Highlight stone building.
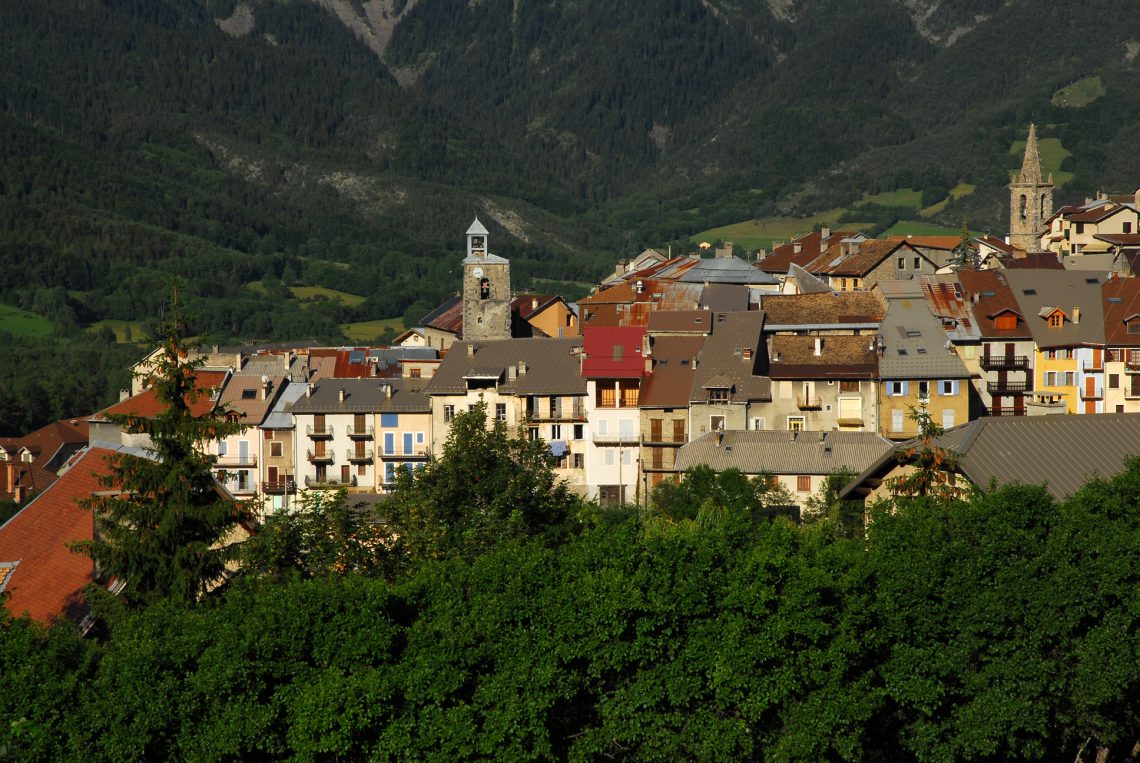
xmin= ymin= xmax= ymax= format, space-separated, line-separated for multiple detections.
xmin=462 ymin=217 xmax=512 ymax=342
xmin=1009 ymin=123 xmax=1054 ymax=252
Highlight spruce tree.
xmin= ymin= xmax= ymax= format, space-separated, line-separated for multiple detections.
xmin=79 ymin=292 xmax=252 ymax=607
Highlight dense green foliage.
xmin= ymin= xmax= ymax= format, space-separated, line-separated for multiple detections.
xmin=5 ymin=442 xmax=1140 ymax=759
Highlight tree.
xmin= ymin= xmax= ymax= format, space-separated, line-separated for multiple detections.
xmin=385 ymin=402 xmax=582 ymax=565
xmin=803 ymin=467 xmax=864 ymax=535
xmin=650 ymin=465 xmax=797 ymax=524
xmin=77 ymin=289 xmax=252 ymax=607
xmin=886 ymin=401 xmax=961 ymax=504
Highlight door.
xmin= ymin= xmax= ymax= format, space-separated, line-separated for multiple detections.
xmin=650 ymin=418 xmax=662 ymax=442
xmin=672 ymin=419 xmax=685 ymax=443
xmin=267 ymin=466 xmax=278 ymax=485
xmin=1085 ymin=376 xmax=1097 ymax=398
xmin=1093 ymin=348 xmax=1103 ymax=370
xmin=239 ymin=440 xmax=249 ymax=465
xmin=340 ymin=465 xmax=350 ymax=483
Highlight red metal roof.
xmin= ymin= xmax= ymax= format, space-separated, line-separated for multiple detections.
xmin=581 ymin=326 xmax=647 ymax=378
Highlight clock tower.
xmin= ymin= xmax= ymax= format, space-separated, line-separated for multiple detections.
xmin=462 ymin=217 xmax=512 ymax=341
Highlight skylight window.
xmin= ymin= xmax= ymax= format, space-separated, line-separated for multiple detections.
xmin=1023 ymin=289 xmax=1037 ymax=295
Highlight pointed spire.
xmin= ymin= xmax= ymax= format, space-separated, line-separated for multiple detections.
xmin=1018 ymin=123 xmax=1043 ymax=185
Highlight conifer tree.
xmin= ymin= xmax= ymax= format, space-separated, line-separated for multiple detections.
xmin=78 ymin=289 xmax=252 ymax=607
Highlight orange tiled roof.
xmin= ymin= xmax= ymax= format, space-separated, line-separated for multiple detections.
xmin=97 ymin=370 xmax=229 ymax=420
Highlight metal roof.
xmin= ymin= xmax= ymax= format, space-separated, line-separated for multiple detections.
xmin=877 ymin=292 xmax=971 ymax=379
xmin=288 ymin=378 xmax=431 ymax=414
xmin=425 ymin=337 xmax=587 ymax=396
xmin=676 ymin=430 xmax=894 ymax=476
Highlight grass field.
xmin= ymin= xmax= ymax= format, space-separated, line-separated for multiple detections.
xmin=289 ymin=286 xmax=366 ymax=307
xmin=340 ymin=317 xmax=405 ymax=341
xmin=89 ymin=319 xmax=150 ymax=343
xmin=860 ymin=188 xmax=923 ymax=209
xmin=0 ymin=304 xmax=54 ymax=337
xmin=691 ymin=209 xmax=876 ymax=251
xmin=883 ymin=220 xmax=962 ymax=237
xmin=1052 ymin=76 xmax=1104 ymax=108
xmin=1010 ymin=137 xmax=1073 ymax=188
xmin=919 ymin=182 xmax=977 ymax=218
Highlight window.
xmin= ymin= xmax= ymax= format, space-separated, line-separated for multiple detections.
xmin=1109 ymin=374 xmax=1120 ymax=389
xmin=1125 ymin=222 xmax=1133 ymax=234
xmin=443 ymin=405 xmax=455 ymax=422
xmin=710 ymin=415 xmax=725 ymax=431
xmin=708 ymin=388 xmax=729 ymax=403
xmin=495 ymin=403 xmax=507 ymax=422
xmin=913 ymin=256 xmax=921 ymax=269
xmin=942 ymin=409 xmax=955 ymax=430
xmin=897 ymin=257 xmax=905 ymax=270
xmin=797 ymin=475 xmax=812 ymax=493
xmin=995 ymin=314 xmax=1017 ymax=330
xmin=358 ymin=464 xmax=367 ymax=476
xmin=917 ymin=381 xmax=929 ymax=399
xmin=573 ymin=424 xmax=584 ymax=440
xmin=618 ymin=419 xmax=635 ymax=439
xmin=604 ymin=448 xmax=615 ymax=465
xmin=528 ymin=426 xmax=539 ymax=441
xmin=384 ymin=432 xmax=395 ymax=455
xmin=403 ymin=433 xmax=414 ymax=455
xmin=888 ymin=381 xmax=908 ymax=397
xmin=892 ymin=410 xmax=904 ymax=432
xmin=787 ymin=416 xmax=804 ymax=432
xmin=551 ymin=424 xmax=561 ymax=440
xmin=270 ymin=442 xmax=282 ymax=458
xmin=572 ymin=453 xmax=584 ymax=469
xmin=1076 ymin=222 xmax=1085 ymax=234
xmin=940 ymin=380 xmax=957 ymax=396
xmin=620 ymin=449 xmax=632 ymax=465
xmin=381 ymin=413 xmax=398 ymax=427
xmin=242 ymin=388 xmax=256 ymax=399
xmin=1049 ymin=313 xmax=1063 ymax=328
xmin=409 ymin=367 xmax=421 ymax=378
xmin=1128 ymin=321 xmax=1140 ymax=335
xmin=750 ymin=417 xmax=765 ymax=431
xmin=217 ymin=441 xmax=228 ymax=456
xmin=598 ymin=386 xmax=617 ymax=408
xmin=621 ymin=386 xmax=639 ymax=407
xmin=839 ymin=380 xmax=859 ymax=393
xmin=263 ymin=429 xmax=273 ymax=440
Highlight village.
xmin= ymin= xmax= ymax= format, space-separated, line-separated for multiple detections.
xmin=4 ymin=125 xmax=1140 ymax=623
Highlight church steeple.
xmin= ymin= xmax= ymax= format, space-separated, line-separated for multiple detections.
xmin=1009 ymin=123 xmax=1054 ymax=252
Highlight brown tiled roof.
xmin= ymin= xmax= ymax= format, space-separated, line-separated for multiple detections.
xmin=95 ymin=370 xmax=229 ymax=421
xmin=976 ymin=235 xmax=1019 ymax=255
xmin=1102 ymin=278 xmax=1140 ymax=347
xmin=640 ymin=336 xmax=706 ymax=408
xmin=421 ymin=295 xmax=464 ymax=334
xmin=0 ymin=459 xmax=60 ymax=502
xmin=888 ymin=235 xmax=961 ymax=250
xmin=1063 ymin=203 xmax=1130 ymax=224
xmin=1003 ymin=270 xmax=1106 ymax=348
xmin=998 ymin=252 xmax=1063 ymax=269
xmin=689 ymin=312 xmax=770 ymax=403
xmin=579 ymin=283 xmax=635 ymax=305
xmin=0 ymin=419 xmax=89 ymax=471
xmin=1095 ymin=233 xmax=1140 ymax=246
xmin=646 ymin=310 xmax=712 ymax=334
xmin=0 ymin=447 xmax=115 ymax=623
xmin=216 ymin=375 xmax=287 ymax=425
xmin=758 ymin=230 xmax=857 ymax=274
xmin=768 ymin=335 xmax=878 ymax=379
xmin=956 ymin=270 xmax=1032 ymax=340
xmin=807 ymin=239 xmax=913 ymax=277
xmin=759 ymin=291 xmax=886 ymax=326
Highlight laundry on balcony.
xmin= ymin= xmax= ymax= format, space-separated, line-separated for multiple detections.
xmin=548 ymin=440 xmax=568 ymax=457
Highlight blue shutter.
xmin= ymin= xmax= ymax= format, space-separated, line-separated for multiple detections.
xmin=952 ymin=380 xmax=960 ymax=396
xmin=403 ymin=433 xmax=413 ymax=455
xmin=381 ymin=413 xmax=398 ymax=428
xmin=900 ymin=381 xmax=909 ymax=396
xmin=384 ymin=432 xmax=394 ymax=455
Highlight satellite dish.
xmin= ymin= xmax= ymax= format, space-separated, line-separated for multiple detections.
xmin=699 ymin=241 xmax=712 ymax=250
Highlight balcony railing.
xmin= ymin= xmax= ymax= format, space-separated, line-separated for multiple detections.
xmin=306 ymin=424 xmax=335 ymax=439
xmin=796 ymin=397 xmax=822 ymax=410
xmin=1126 ymin=360 xmax=1140 ymax=373
xmin=1027 ymin=396 xmax=1066 ymax=409
xmin=216 ymin=453 xmax=257 ymax=467
xmin=527 ymin=403 xmax=587 ymax=421
xmin=379 ymin=447 xmax=430 ymax=459
xmin=1080 ymin=386 xmax=1104 ymax=401
xmin=306 ymin=449 xmax=334 ymax=464
xmin=346 ymin=448 xmax=374 ymax=463
xmin=1125 ymin=387 xmax=1140 ymax=400
xmin=304 ymin=475 xmax=357 ymax=489
xmin=989 ymin=407 xmax=1025 ymax=417
xmin=642 ymin=435 xmax=687 ymax=445
xmin=346 ymin=424 xmax=374 ymax=439
xmin=592 ymin=430 xmax=639 ymax=445
xmin=980 ymin=355 xmax=1029 ymax=370
xmin=986 ymin=381 xmax=1030 ymax=395
xmin=261 ymin=479 xmax=297 ymax=495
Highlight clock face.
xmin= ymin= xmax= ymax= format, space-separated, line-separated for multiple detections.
xmin=472 ymin=266 xmax=484 ymax=278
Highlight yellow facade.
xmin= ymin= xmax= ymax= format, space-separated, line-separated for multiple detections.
xmin=879 ymin=379 xmax=970 ymax=439
xmin=1034 ymin=348 xmax=1078 ymax=413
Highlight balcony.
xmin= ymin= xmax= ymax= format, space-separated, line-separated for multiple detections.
xmin=642 ymin=435 xmax=687 ymax=446
xmin=1080 ymin=385 xmax=1104 ymax=401
xmin=986 ymin=381 xmax=1030 ymax=395
xmin=796 ymin=397 xmax=822 ymax=410
xmin=304 ymin=475 xmax=357 ymax=489
xmin=527 ymin=403 xmax=587 ymax=422
xmin=592 ymin=430 xmax=640 ymax=445
xmin=379 ymin=447 xmax=430 ymax=460
xmin=346 ymin=448 xmax=374 ymax=463
xmin=261 ymin=479 xmax=297 ymax=495
xmin=216 ymin=453 xmax=257 ymax=467
xmin=306 ymin=449 xmax=334 ymax=464
xmin=346 ymin=424 xmax=374 ymax=439
xmin=306 ymin=424 xmax=335 ymax=439
xmin=980 ymin=355 xmax=1029 ymax=370
xmin=1027 ymin=395 xmax=1066 ymax=411
xmin=989 ymin=407 xmax=1025 ymax=417
xmin=1126 ymin=360 xmax=1140 ymax=374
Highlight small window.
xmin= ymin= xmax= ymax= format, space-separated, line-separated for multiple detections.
xmin=242 ymin=389 xmax=256 ymax=399
xmin=1049 ymin=313 xmax=1063 ymax=328
xmin=710 ymin=415 xmax=725 ymax=431
xmin=1109 ymin=374 xmax=1120 ymax=389
xmin=940 ymin=380 xmax=956 ymax=396
xmin=918 ymin=381 xmax=929 ymax=399
xmin=913 ymin=256 xmax=921 ymax=269
xmin=708 ymin=388 xmax=729 ymax=403
xmin=797 ymin=475 xmax=812 ymax=493
xmin=443 ymin=405 xmax=455 ymax=422
xmin=787 ymin=416 xmax=805 ymax=432
xmin=410 ymin=367 xmax=421 ymax=378
xmin=897 ymin=257 xmax=905 ymax=270
xmin=270 ymin=442 xmax=282 ymax=458
xmin=495 ymin=403 xmax=507 ymax=422
xmin=1128 ymin=321 xmax=1140 ymax=335
xmin=572 ymin=453 xmax=584 ymax=469
xmin=1124 ymin=222 xmax=1133 ymax=234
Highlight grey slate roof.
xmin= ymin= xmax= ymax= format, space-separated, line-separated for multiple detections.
xmin=676 ymin=430 xmax=894 ymax=476
xmin=787 ymin=263 xmax=834 ymax=294
xmin=689 ymin=311 xmax=771 ymax=403
xmin=843 ymin=413 xmax=1140 ymax=501
xmin=263 ymin=382 xmax=308 ymax=429
xmin=425 ymin=338 xmax=587 ymax=396
xmin=289 ymin=378 xmax=431 ymax=414
xmin=1003 ymin=270 xmax=1106 ymax=348
xmin=877 ymin=289 xmax=972 ymax=380
xmin=678 ymin=257 xmax=779 ymax=285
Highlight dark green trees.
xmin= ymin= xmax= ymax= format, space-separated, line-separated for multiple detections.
xmin=78 ymin=305 xmax=252 ymax=608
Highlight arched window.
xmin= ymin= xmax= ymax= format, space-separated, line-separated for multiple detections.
xmin=1019 ymin=195 xmax=1027 ymax=220
xmin=1040 ymin=194 xmax=1047 ymax=218
xmin=479 ymin=278 xmax=490 ymax=299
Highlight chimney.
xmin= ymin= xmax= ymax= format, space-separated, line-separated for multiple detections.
xmin=1134 ymin=187 xmax=1140 ymax=208
xmin=519 ymin=361 xmax=527 ymax=375
xmin=508 ymin=365 xmax=517 ymax=381
xmin=820 ymin=226 xmax=830 ymax=242
xmin=260 ymin=375 xmax=270 ymax=400
xmin=467 ymin=344 xmax=476 ymax=359
xmin=814 ymin=337 xmax=823 ymax=356
xmin=384 ymin=383 xmax=392 ymax=400
xmin=306 ymin=384 xmax=313 ymax=398
xmin=338 ymin=388 xmax=346 ymax=403
xmin=793 ymin=242 xmax=803 ymax=254
xmin=119 ymin=389 xmax=131 ymax=401
xmin=1073 ymin=307 xmax=1081 ymax=324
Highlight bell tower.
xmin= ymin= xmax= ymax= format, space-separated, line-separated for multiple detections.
xmin=1009 ymin=123 xmax=1054 ymax=252
xmin=462 ymin=217 xmax=512 ymax=341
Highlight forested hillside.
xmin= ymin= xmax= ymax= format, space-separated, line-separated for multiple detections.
xmin=2 ymin=0 xmax=1140 ymax=430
